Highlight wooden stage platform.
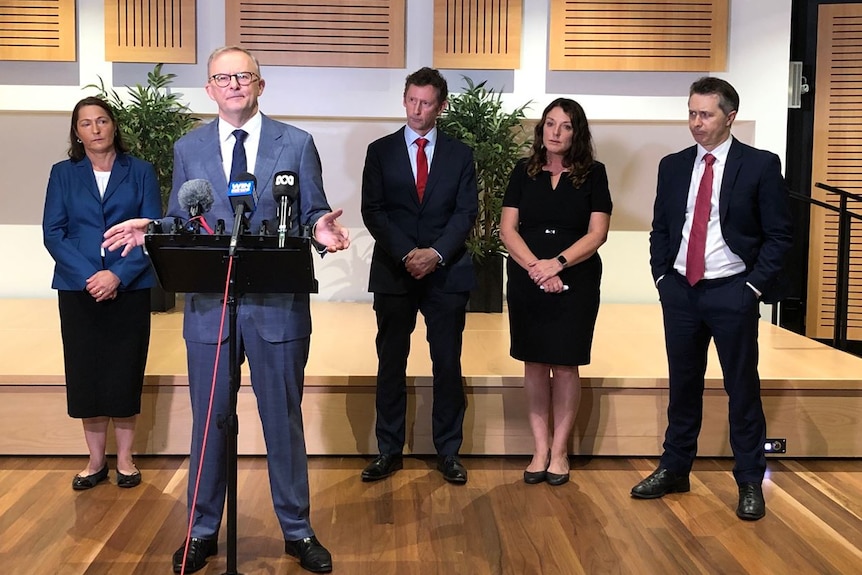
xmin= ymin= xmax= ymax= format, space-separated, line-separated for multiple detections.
xmin=1 ymin=299 xmax=861 ymax=457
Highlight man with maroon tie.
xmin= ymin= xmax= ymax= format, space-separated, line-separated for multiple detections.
xmin=360 ymin=67 xmax=478 ymax=484
xmin=631 ymin=77 xmax=792 ymax=521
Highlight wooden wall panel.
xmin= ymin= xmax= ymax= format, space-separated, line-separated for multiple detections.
xmin=225 ymin=0 xmax=405 ymax=68
xmin=807 ymin=4 xmax=862 ymax=341
xmin=432 ymin=0 xmax=522 ymax=70
xmin=549 ymin=0 xmax=728 ymax=72
xmin=0 ymin=0 xmax=75 ymax=62
xmin=104 ymin=0 xmax=196 ymax=63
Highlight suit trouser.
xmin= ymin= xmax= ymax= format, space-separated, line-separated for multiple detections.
xmin=185 ymin=319 xmax=314 ymax=541
xmin=372 ymin=286 xmax=469 ymax=456
xmin=658 ymin=271 xmax=767 ymax=484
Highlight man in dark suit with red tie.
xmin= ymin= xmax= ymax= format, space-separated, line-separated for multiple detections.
xmin=360 ymin=67 xmax=478 ymax=484
xmin=631 ymin=77 xmax=792 ymax=520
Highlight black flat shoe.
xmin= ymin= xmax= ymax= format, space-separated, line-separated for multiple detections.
xmin=524 ymin=451 xmax=550 ymax=484
xmin=361 ymin=454 xmax=403 ymax=482
xmin=116 ymin=468 xmax=142 ymax=488
xmin=546 ymin=471 xmax=570 ymax=486
xmin=523 ymin=469 xmax=547 ymax=484
xmin=172 ymin=537 xmax=218 ymax=574
xmin=72 ymin=464 xmax=108 ymax=490
xmin=285 ymin=536 xmax=333 ymax=573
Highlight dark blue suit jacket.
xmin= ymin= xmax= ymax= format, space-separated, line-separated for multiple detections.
xmin=167 ymin=115 xmax=332 ymax=344
xmin=43 ymin=153 xmax=161 ymax=291
xmin=649 ymin=138 xmax=792 ymax=302
xmin=361 ymin=127 xmax=478 ymax=294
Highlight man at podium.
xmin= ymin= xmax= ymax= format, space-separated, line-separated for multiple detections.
xmin=105 ymin=45 xmax=349 ymax=574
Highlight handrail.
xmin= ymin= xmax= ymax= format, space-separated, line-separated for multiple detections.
xmin=788 ymin=183 xmax=862 ymax=351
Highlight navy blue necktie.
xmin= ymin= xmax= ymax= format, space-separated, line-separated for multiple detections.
xmin=230 ymin=129 xmax=248 ymax=181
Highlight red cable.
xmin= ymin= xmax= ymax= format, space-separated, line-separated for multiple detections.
xmin=180 ymin=254 xmax=234 ymax=575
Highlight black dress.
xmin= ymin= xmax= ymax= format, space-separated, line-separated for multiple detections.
xmin=503 ymin=159 xmax=613 ymax=366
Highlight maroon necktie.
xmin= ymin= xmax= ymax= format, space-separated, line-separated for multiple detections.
xmin=415 ymin=137 xmax=428 ymax=202
xmin=686 ymin=153 xmax=716 ymax=286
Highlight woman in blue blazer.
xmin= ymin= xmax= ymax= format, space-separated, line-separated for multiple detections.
xmin=42 ymin=97 xmax=161 ymax=490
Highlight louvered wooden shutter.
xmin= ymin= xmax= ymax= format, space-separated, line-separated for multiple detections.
xmin=225 ymin=0 xmax=405 ymax=68
xmin=432 ymin=0 xmax=522 ymax=70
xmin=548 ymin=0 xmax=727 ymax=71
xmin=0 ymin=0 xmax=75 ymax=62
xmin=807 ymin=3 xmax=862 ymax=341
xmin=104 ymin=0 xmax=196 ymax=63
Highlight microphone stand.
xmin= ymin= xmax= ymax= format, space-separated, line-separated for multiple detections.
xmin=222 ymin=207 xmax=246 ymax=575
xmin=277 ymin=195 xmax=289 ymax=248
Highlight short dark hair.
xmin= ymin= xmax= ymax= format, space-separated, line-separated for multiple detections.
xmin=690 ymin=76 xmax=739 ymax=116
xmin=68 ymin=96 xmax=128 ymax=161
xmin=404 ymin=67 xmax=448 ymax=105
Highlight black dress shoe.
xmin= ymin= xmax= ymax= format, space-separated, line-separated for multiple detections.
xmin=437 ymin=455 xmax=468 ymax=484
xmin=361 ymin=454 xmax=403 ymax=482
xmin=546 ymin=470 xmax=570 ymax=486
xmin=631 ymin=467 xmax=690 ymax=499
xmin=172 ymin=537 xmax=218 ymax=574
xmin=285 ymin=536 xmax=333 ymax=573
xmin=116 ymin=468 xmax=142 ymax=488
xmin=736 ymin=482 xmax=766 ymax=521
xmin=72 ymin=464 xmax=109 ymax=490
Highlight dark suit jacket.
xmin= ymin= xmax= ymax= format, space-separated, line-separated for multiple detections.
xmin=649 ymin=138 xmax=793 ymax=302
xmin=361 ymin=127 xmax=478 ymax=294
xmin=167 ymin=114 xmax=332 ymax=343
xmin=43 ymin=153 xmax=161 ymax=291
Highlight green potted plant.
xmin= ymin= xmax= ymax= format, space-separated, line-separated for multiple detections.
xmin=86 ymin=64 xmax=199 ymax=311
xmin=438 ymin=77 xmax=531 ymax=312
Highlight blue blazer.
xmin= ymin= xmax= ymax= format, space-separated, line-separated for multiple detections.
xmin=361 ymin=127 xmax=478 ymax=294
xmin=167 ymin=114 xmax=333 ymax=344
xmin=43 ymin=153 xmax=161 ymax=291
xmin=649 ymin=138 xmax=793 ymax=302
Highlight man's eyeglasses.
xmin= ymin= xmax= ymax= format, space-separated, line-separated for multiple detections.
xmin=209 ymin=72 xmax=259 ymax=88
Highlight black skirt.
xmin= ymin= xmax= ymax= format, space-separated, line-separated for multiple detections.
xmin=58 ymin=289 xmax=151 ymax=418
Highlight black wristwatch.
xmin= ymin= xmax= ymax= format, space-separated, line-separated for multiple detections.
xmin=556 ymin=254 xmax=567 ymax=267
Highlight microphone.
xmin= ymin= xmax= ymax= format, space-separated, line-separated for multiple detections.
xmin=228 ymin=172 xmax=257 ymax=256
xmin=228 ymin=172 xmax=259 ymax=216
xmin=273 ymin=171 xmax=299 ymax=248
xmin=177 ymin=179 xmax=215 ymax=233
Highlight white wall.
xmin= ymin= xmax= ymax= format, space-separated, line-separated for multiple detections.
xmin=0 ymin=0 xmax=792 ymax=303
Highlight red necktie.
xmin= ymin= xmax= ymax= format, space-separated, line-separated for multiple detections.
xmin=415 ymin=137 xmax=428 ymax=202
xmin=686 ymin=153 xmax=716 ymax=286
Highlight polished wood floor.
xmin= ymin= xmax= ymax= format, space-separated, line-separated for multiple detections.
xmin=1 ymin=455 xmax=861 ymax=574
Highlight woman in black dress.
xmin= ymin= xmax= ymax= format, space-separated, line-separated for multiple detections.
xmin=500 ymin=98 xmax=612 ymax=486
xmin=43 ymin=97 xmax=161 ymax=489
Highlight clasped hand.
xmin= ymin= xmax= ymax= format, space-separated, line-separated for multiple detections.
xmin=527 ymin=259 xmax=565 ymax=293
xmin=86 ymin=270 xmax=120 ymax=302
xmin=405 ymin=248 xmax=439 ymax=279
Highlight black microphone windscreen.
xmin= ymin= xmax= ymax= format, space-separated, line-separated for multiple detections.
xmin=177 ymin=179 xmax=215 ymax=213
xmin=273 ymin=171 xmax=299 ymax=203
